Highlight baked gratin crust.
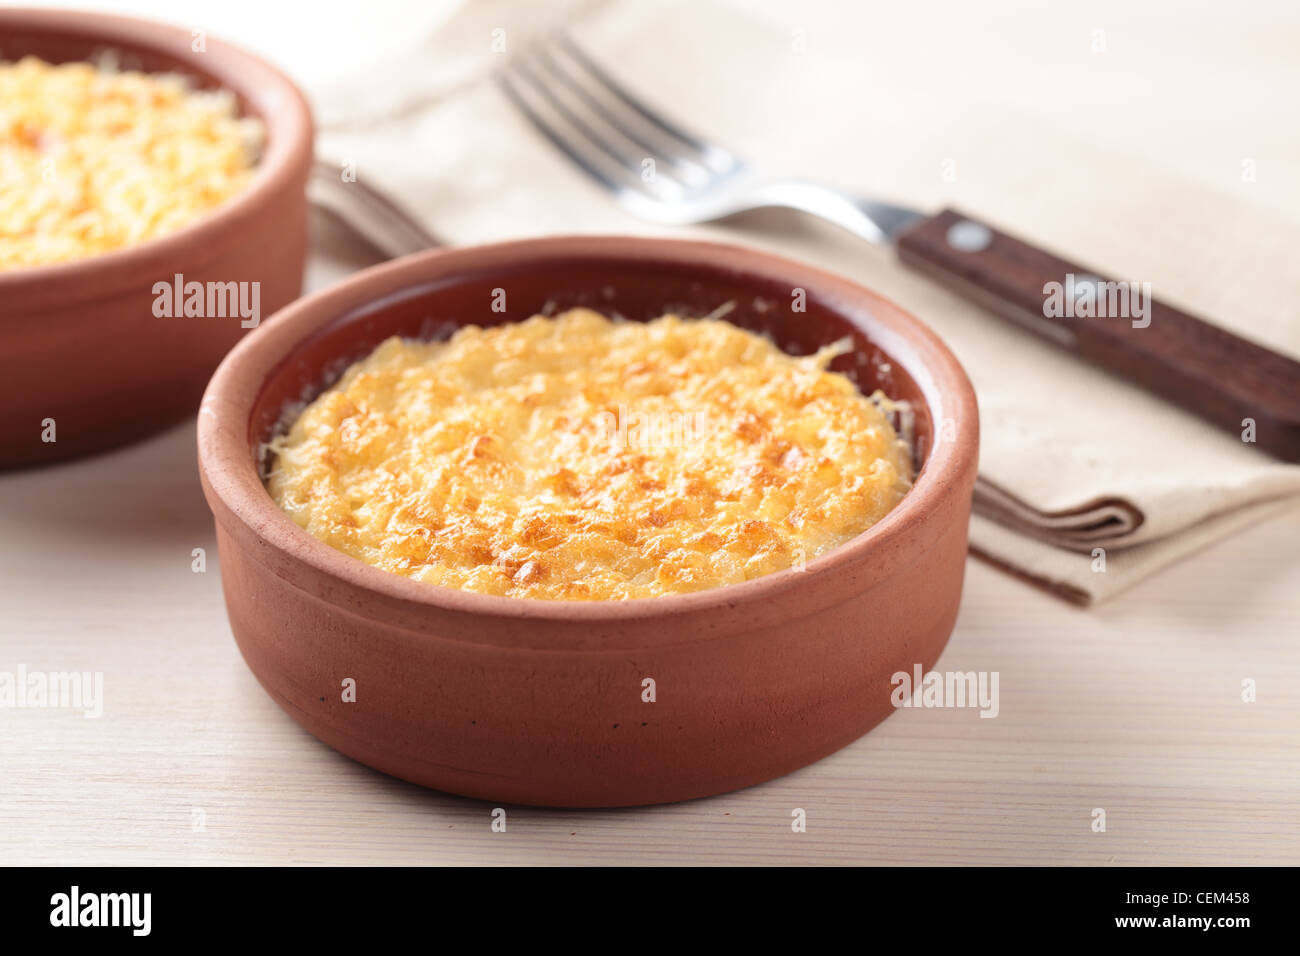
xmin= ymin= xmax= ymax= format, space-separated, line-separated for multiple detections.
xmin=0 ymin=56 xmax=262 ymax=269
xmin=266 ymin=309 xmax=913 ymax=600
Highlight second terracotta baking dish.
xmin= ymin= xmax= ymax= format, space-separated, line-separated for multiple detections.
xmin=0 ymin=9 xmax=313 ymax=468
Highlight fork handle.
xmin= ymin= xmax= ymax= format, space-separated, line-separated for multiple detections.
xmin=895 ymin=208 xmax=1300 ymax=461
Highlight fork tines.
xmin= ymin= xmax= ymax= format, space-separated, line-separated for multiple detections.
xmin=497 ymin=33 xmax=741 ymax=205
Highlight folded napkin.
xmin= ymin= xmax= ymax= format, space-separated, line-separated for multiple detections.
xmin=310 ymin=0 xmax=1300 ymax=604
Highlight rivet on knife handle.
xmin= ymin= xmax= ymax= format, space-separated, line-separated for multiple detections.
xmin=895 ymin=208 xmax=1300 ymax=461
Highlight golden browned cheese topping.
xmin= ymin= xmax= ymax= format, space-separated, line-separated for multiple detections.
xmin=0 ymin=56 xmax=262 ymax=269
xmin=266 ymin=310 xmax=913 ymax=600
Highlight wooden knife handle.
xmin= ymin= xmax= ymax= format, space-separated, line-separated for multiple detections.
xmin=896 ymin=208 xmax=1300 ymax=461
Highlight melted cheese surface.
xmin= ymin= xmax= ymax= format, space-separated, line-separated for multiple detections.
xmin=0 ymin=56 xmax=261 ymax=269
xmin=266 ymin=310 xmax=913 ymax=600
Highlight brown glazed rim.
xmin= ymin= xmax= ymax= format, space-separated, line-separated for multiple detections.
xmin=0 ymin=8 xmax=313 ymax=306
xmin=199 ymin=236 xmax=978 ymax=638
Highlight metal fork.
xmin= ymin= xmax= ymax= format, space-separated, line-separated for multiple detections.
xmin=308 ymin=159 xmax=442 ymax=258
xmin=496 ymin=34 xmax=922 ymax=245
xmin=497 ymin=35 xmax=1300 ymax=461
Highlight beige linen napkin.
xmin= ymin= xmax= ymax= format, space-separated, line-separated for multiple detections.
xmin=310 ymin=0 xmax=1300 ymax=604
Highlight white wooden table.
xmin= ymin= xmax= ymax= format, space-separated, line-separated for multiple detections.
xmin=3 ymin=0 xmax=1298 ymax=867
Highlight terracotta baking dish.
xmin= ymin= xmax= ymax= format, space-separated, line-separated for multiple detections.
xmin=0 ymin=9 xmax=313 ymax=468
xmin=198 ymin=236 xmax=979 ymax=808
